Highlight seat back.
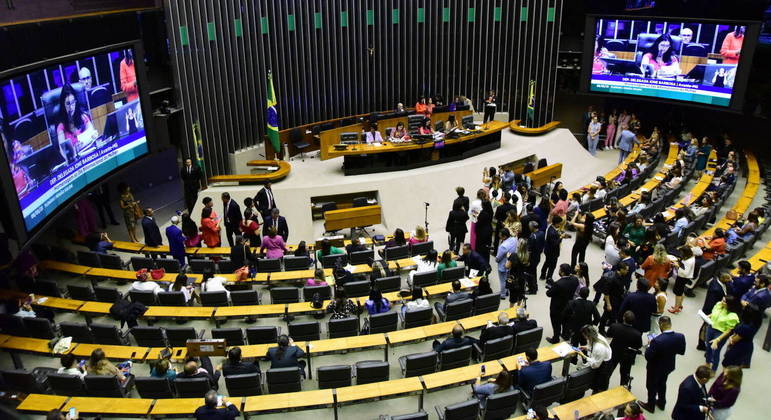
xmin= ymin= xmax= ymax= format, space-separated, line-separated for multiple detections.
xmin=355 ymin=360 xmax=389 ymax=384
xmin=84 ymin=374 xmax=126 ymax=397
xmin=409 ymin=240 xmax=434 ymax=256
xmin=156 ymin=258 xmax=181 ymax=273
xmin=403 ymin=307 xmax=433 ymax=329
xmin=529 ymin=376 xmax=566 ymax=408
xmin=130 ymin=326 xmax=167 ymax=347
xmin=328 ymin=316 xmax=359 ymax=338
xmin=90 ymin=323 xmax=126 ymax=345
xmin=374 ymin=276 xmax=401 ymax=293
xmin=513 ymin=327 xmax=543 ymax=354
xmin=189 ymin=259 xmax=216 ymax=274
xmin=67 ymin=284 xmax=96 ymax=301
xmin=562 ymin=367 xmax=596 ymax=402
xmin=174 ymin=377 xmax=212 ymax=397
xmin=439 ymin=345 xmax=472 ymax=371
xmin=211 ymin=328 xmax=245 ymax=346
xmin=47 ymin=372 xmax=86 ymax=396
xmin=284 ymin=255 xmax=312 ymax=271
xmin=288 ymin=321 xmax=320 ymax=341
xmin=343 ymin=280 xmax=371 ymax=298
xmin=316 ymin=364 xmax=352 ymax=389
xmin=256 ymin=258 xmax=281 ymax=272
xmin=1 ymin=369 xmax=47 ymax=394
xmin=350 ymin=250 xmax=374 ymax=265
xmin=303 ymin=285 xmax=331 ymax=301
xmin=77 ymin=250 xmax=102 ymax=267
xmin=385 ymin=245 xmax=409 ymax=261
xmin=224 ymin=372 xmax=262 ymax=396
xmin=0 ymin=314 xmax=26 ymax=336
xmin=321 ymin=253 xmax=348 ymax=268
xmin=135 ymin=376 xmax=175 ymax=398
xmin=443 ymin=299 xmax=473 ymax=321
xmin=98 ymin=253 xmax=124 ymax=270
xmin=266 ymin=367 xmax=302 ymax=393
xmin=129 ymin=290 xmax=157 ymax=306
xmin=230 ymin=289 xmax=259 ymax=306
xmin=473 ymin=293 xmax=500 ymax=315
xmin=481 ymin=335 xmax=514 ymax=362
xmin=391 ymin=411 xmax=429 ymax=420
xmin=201 ymin=290 xmax=229 ymax=306
xmin=369 ymin=311 xmax=398 ymax=334
xmin=440 ymin=399 xmax=480 ymax=420
xmin=158 ymin=291 xmax=187 ymax=306
xmin=60 ymin=322 xmax=94 ymax=343
xmin=482 ymin=389 xmax=521 ymax=420
xmin=34 ymin=280 xmax=62 ymax=297
xmin=412 ymin=270 xmax=438 ymax=288
xmin=246 ymin=326 xmax=280 ymax=344
xmin=403 ymin=351 xmax=437 ymax=377
xmin=217 ymin=259 xmax=235 ymax=274
xmin=440 ymin=266 xmax=465 ymax=283
xmin=131 ymin=256 xmax=156 ymax=270
xmin=270 ymin=287 xmax=300 ymax=304
xmin=23 ymin=317 xmax=57 ymax=339
xmin=165 ymin=327 xmax=199 ymax=347
xmin=93 ymin=286 xmax=121 ymax=303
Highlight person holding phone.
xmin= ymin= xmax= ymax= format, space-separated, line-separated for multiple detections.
xmin=195 ymin=390 xmax=239 ymax=420
xmin=472 ymin=366 xmax=513 ymax=408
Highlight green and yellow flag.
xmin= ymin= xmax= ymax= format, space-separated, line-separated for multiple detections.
xmin=192 ymin=121 xmax=205 ymax=172
xmin=266 ymin=70 xmax=281 ymax=154
xmin=527 ymin=80 xmax=536 ymax=126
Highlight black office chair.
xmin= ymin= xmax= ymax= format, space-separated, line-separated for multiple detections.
xmin=90 ymin=323 xmax=129 ymax=345
xmin=131 ymin=256 xmax=156 ymax=271
xmin=201 ymin=290 xmax=229 ymax=306
xmin=474 ymin=335 xmax=514 ymax=362
xmin=343 ymin=279 xmax=371 ymax=298
xmin=156 ymin=258 xmax=181 ymax=273
xmin=98 ymin=253 xmax=126 ymax=270
xmin=256 ymin=258 xmax=281 ymax=273
xmin=34 ymin=279 xmax=62 ymax=297
xmin=409 ymin=240 xmax=434 ymax=256
xmin=435 ymin=399 xmax=479 ymax=420
xmin=354 ymin=360 xmax=389 ymax=384
xmin=85 ymin=374 xmax=133 ymax=397
xmin=374 ymin=276 xmax=401 ymax=293
xmin=67 ymin=284 xmax=96 ymax=301
xmin=129 ymin=290 xmax=157 ymax=306
xmin=523 ymin=376 xmax=566 ymax=410
xmin=368 ymin=311 xmax=398 ymax=334
xmin=321 ymin=253 xmax=348 ymax=268
xmin=60 ymin=322 xmax=94 ymax=343
xmin=284 ymin=255 xmax=312 ymax=271
xmin=246 ymin=326 xmax=280 ymax=344
xmin=513 ymin=327 xmax=543 ymax=355
xmin=328 ymin=316 xmax=359 ymax=338
xmin=23 ymin=317 xmax=58 ymax=339
xmin=270 ymin=287 xmax=300 ymax=304
xmin=231 ymin=290 xmax=260 ymax=306
xmin=93 ymin=286 xmax=122 ymax=303
xmin=166 ymin=327 xmax=205 ymax=347
xmin=47 ymin=372 xmax=86 ymax=396
xmin=384 ymin=245 xmax=409 ymax=261
xmin=212 ymin=328 xmax=245 ymax=346
xmin=438 ymin=345 xmax=473 ymax=371
xmin=303 ymin=285 xmax=331 ymax=302
xmin=174 ymin=377 xmax=212 ymax=397
xmin=317 ymin=365 xmax=352 ymax=389
xmin=77 ymin=250 xmax=102 ymax=267
xmin=482 ymin=389 xmax=521 ymax=420
xmin=0 ymin=369 xmax=52 ymax=394
xmin=561 ymin=367 xmax=596 ymax=403
xmin=158 ymin=291 xmax=187 ymax=306
xmin=436 ymin=299 xmax=473 ymax=322
xmin=412 ymin=270 xmax=438 ymax=288
xmin=290 ymin=128 xmax=310 ymax=161
xmin=352 ymin=197 xmax=369 ymax=207
xmin=440 ymin=266 xmax=465 ymax=283
xmin=400 ymin=306 xmax=433 ymax=329
xmin=266 ymin=367 xmax=302 ymax=393
xmin=189 ymin=259 xmax=216 ymax=274
xmin=224 ymin=372 xmax=262 ymax=396
xmin=288 ymin=321 xmax=320 ymax=341
xmin=473 ymin=293 xmax=500 ymax=315
xmin=135 ymin=376 xmax=175 ymax=398
xmin=350 ymin=250 xmax=374 ymax=265
xmin=398 ymin=351 xmax=438 ymax=377
xmin=130 ymin=326 xmax=167 ymax=347
xmin=391 ymin=412 xmax=429 ymax=420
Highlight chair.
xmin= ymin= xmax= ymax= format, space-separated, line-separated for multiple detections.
xmin=156 ymin=258 xmax=181 ymax=273
xmin=409 ymin=240 xmax=434 ymax=256
xmin=412 ymin=270 xmax=438 ymax=288
xmin=696 ymin=260 xmax=717 ymax=287
xmin=50 ymin=246 xmax=76 ymax=263
xmin=135 ymin=376 xmax=175 ymax=398
xmin=266 ymin=367 xmax=302 ymax=393
xmin=435 ymin=399 xmax=479 ymax=420
xmin=217 ymin=259 xmax=236 ymax=274
xmin=174 ymin=377 xmax=212 ymax=397
xmin=90 ymin=323 xmax=129 ymax=345
xmin=246 ymin=326 xmax=280 ymax=344
xmin=34 ymin=279 xmax=62 ymax=297
xmin=189 ymin=259 xmax=216 ymax=274
xmin=284 ymin=255 xmax=312 ymax=271
xmin=47 ymin=372 xmax=86 ymax=396
xmin=201 ymin=290 xmax=229 ymax=306
xmin=374 ymin=276 xmax=401 ymax=293
xmin=438 ymin=345 xmax=473 ymax=371
xmin=256 ymin=258 xmax=281 ymax=273
xmin=391 ymin=412 xmax=429 ymax=420
xmin=401 ymin=307 xmax=433 ymax=329
xmin=343 ymin=280 xmax=371 ymax=297
xmin=303 ymin=285 xmax=331 ymax=302
xmin=158 ymin=291 xmax=187 ymax=306
xmin=398 ymin=351 xmax=438 ymax=377
xmin=317 ymin=364 xmax=352 ymax=389
xmin=561 ymin=367 xmax=595 ymax=403
xmin=513 ymin=327 xmax=543 ymax=354
xmin=99 ymin=254 xmax=125 ymax=270
xmin=350 ymin=250 xmax=374 ymax=265
xmin=231 ymin=290 xmax=260 ymax=306
xmin=482 ymin=389 xmax=521 ymax=420
xmin=166 ymin=327 xmax=204 ymax=347
xmin=23 ymin=317 xmax=58 ymax=339
xmin=322 ymin=253 xmax=348 ymax=268
xmin=385 ymin=245 xmax=409 ymax=261
xmin=684 ymin=43 xmax=708 ymax=57
xmin=368 ymin=311 xmax=398 ymax=334
xmin=131 ymin=256 xmax=156 ymax=270
xmin=440 ymin=266 xmax=465 ymax=283
xmin=352 ymin=197 xmax=369 ymax=207
xmin=94 ymin=286 xmax=122 ymax=303
xmin=212 ymin=328 xmax=245 ymax=346
xmin=524 ymin=376 xmax=566 ymax=409
xmin=290 ymin=128 xmax=310 ymax=160
xmin=270 ymin=287 xmax=300 ymax=304
xmin=129 ymin=290 xmax=157 ymax=306
xmin=67 ymin=284 xmax=96 ymax=301
xmin=77 ymin=250 xmax=102 ymax=267
xmin=288 ymin=321 xmax=320 ymax=341
xmin=60 ymin=322 xmax=94 ymax=343
xmin=474 ymin=335 xmax=514 ymax=362
xmin=0 ymin=314 xmax=26 ymax=336
xmin=436 ymin=299 xmax=473 ymax=322
xmin=0 ymin=369 xmax=51 ymax=394
xmin=474 ymin=294 xmax=500 ymax=315
xmin=224 ymin=372 xmax=262 ymax=396
xmin=328 ymin=316 xmax=359 ymax=338
xmin=354 ymin=360 xmax=390 ymax=384
xmin=130 ymin=326 xmax=167 ymax=347
xmin=84 ymin=374 xmax=131 ymax=397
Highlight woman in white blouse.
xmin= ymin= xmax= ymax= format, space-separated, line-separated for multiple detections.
xmin=669 ymin=245 xmax=695 ymax=314
xmin=579 ymin=325 xmax=613 ymax=393
xmin=202 ymin=272 xmax=230 ymax=301
xmin=604 ymin=223 xmax=621 ymax=266
xmin=468 ymin=189 xmax=486 ymax=250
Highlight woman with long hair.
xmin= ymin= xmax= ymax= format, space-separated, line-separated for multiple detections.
xmin=401 ymin=287 xmax=430 ymax=316
xmin=118 ymin=183 xmax=140 ymax=242
xmin=199 ymin=206 xmax=221 ymax=248
xmin=570 ymin=211 xmax=595 ymax=266
xmin=436 ymin=249 xmax=457 ymax=279
xmin=476 ymin=199 xmax=494 ymax=262
xmin=472 ymin=368 xmax=513 ymax=408
xmin=365 ymin=288 xmax=391 ymax=315
xmin=579 ymin=325 xmax=613 ymax=392
xmin=606 ymin=110 xmax=617 ymax=150
xmin=409 ymin=225 xmax=428 ymax=245
xmin=181 ymin=211 xmax=201 ymax=247
xmin=240 ymin=208 xmax=261 ymax=247
xmin=575 ymin=262 xmax=590 ymax=298
xmin=722 ymin=308 xmax=762 ymax=368
xmin=503 ymin=208 xmax=522 ymax=239
xmin=640 ymin=33 xmax=681 ymax=78
xmin=171 ymin=273 xmax=199 ymax=304
xmin=708 ymin=366 xmax=743 ymax=420
xmin=604 ymin=222 xmax=622 ymax=266
xmin=468 ymin=189 xmax=486 ymax=250
xmin=505 ymin=237 xmax=530 ymax=307
xmin=327 ymin=287 xmax=357 ymax=320
xmin=86 ymin=348 xmax=128 ymax=382
xmin=56 ymin=84 xmax=96 ymax=163
xmin=669 ymin=245 xmax=695 ymax=314
xmin=640 ymin=244 xmax=672 ymax=288
xmin=705 ymin=295 xmax=743 ymax=371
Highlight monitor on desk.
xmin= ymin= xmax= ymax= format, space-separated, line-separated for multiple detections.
xmin=462 ymin=115 xmax=474 ymax=129
xmin=340 ymin=132 xmax=360 ymax=144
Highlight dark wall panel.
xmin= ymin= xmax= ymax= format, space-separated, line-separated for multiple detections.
xmin=165 ymin=0 xmax=563 ymax=176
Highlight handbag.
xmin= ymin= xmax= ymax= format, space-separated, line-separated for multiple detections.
xmin=726 ymin=209 xmax=739 ymax=221
xmin=135 ymin=268 xmax=149 ymax=281
xmin=133 ymin=203 xmax=143 ymax=219
xmin=150 ymin=268 xmax=166 ymax=280
xmin=234 ymin=266 xmax=249 ymax=281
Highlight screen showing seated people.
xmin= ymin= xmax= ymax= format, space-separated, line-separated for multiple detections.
xmin=0 ymin=47 xmax=149 ymax=232
xmin=589 ymin=19 xmax=748 ymax=107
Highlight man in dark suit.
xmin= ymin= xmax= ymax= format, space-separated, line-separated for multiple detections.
xmin=141 ymin=208 xmax=162 ymax=247
xmin=641 ymin=316 xmax=686 ymax=413
xmin=703 ymin=273 xmax=729 ymax=314
xmin=263 ymin=208 xmax=289 ymax=241
xmin=221 ymin=347 xmax=260 ymax=377
xmin=728 ymin=260 xmax=754 ymax=299
xmin=493 ymin=192 xmax=516 ymax=249
xmin=91 ymin=184 xmax=119 ymax=228
xmin=432 ymin=324 xmax=478 ymax=353
xmin=221 ymin=192 xmax=242 ymax=247
xmin=595 ymin=263 xmax=629 ymax=334
xmin=180 ymin=158 xmax=204 ymax=214
xmin=195 ymin=390 xmax=239 ymax=420
xmin=479 ymin=312 xmax=514 ymax=346
xmin=619 ymin=278 xmax=657 ymax=333
xmin=519 ymin=204 xmax=538 ymax=237
xmin=435 ymin=280 xmax=470 ymax=313
xmin=512 ymin=307 xmax=538 ymax=334
xmin=540 ymin=216 xmax=565 ymax=282
xmin=453 ymin=186 xmax=470 ymax=212
xmin=518 ymin=347 xmax=553 ymax=394
xmin=254 ymin=182 xmax=277 ymax=220
xmin=445 ymin=201 xmax=469 ymax=254
xmin=606 ymin=310 xmax=642 ymax=387
xmin=546 ymin=264 xmax=579 ymax=344
xmin=562 ymin=287 xmax=600 ymax=345
xmin=458 ymin=243 xmax=491 ymax=276
xmin=671 ymin=365 xmax=712 ymax=420
xmin=524 ymin=221 xmax=544 ymax=295
xmin=179 ymin=359 xmax=221 ymax=390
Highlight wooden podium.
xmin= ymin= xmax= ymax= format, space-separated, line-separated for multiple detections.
xmin=186 ymin=339 xmax=227 ymax=357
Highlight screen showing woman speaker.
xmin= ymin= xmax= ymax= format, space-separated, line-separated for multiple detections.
xmin=0 ymin=46 xmax=149 ymax=232
xmin=589 ymin=18 xmax=749 ymax=107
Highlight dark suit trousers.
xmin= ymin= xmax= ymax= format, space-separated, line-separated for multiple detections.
xmin=646 ymin=367 xmax=672 ymax=407
xmin=448 ymin=233 xmax=465 ymax=254
xmin=225 ymin=224 xmax=237 ymax=247
xmin=549 ymin=309 xmax=563 ymax=340
xmin=199 ymin=356 xmax=221 ymax=390
xmin=609 ymin=353 xmax=633 ymax=387
xmin=184 ymin=188 xmax=198 ymax=213
xmin=528 ymin=254 xmax=540 ymax=293
xmin=540 ymin=252 xmax=559 ymax=280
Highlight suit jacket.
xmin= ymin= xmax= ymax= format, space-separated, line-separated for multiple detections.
xmin=528 ymin=230 xmax=545 ymax=257
xmin=141 ymin=216 xmax=162 ymax=247
xmin=512 ymin=319 xmax=538 ymax=335
xmin=543 ymin=225 xmax=562 ymax=256
xmin=606 ymin=322 xmax=642 ymax=362
xmin=165 ymin=225 xmax=186 ymax=259
xmin=230 ymin=244 xmax=254 ymax=268
xmin=223 ymin=199 xmax=242 ymax=230
xmin=266 ymin=345 xmax=305 ymax=369
xmin=494 ymin=203 xmax=516 ymax=225
xmin=433 ymin=336 xmax=478 ymax=353
xmin=445 ymin=209 xmax=469 ymax=235
xmin=619 ymin=291 xmax=657 ymax=332
xmin=444 ymin=291 xmax=471 ymax=308
xmin=645 ymin=330 xmax=686 ymax=374
xmin=546 ymin=276 xmax=579 ymax=313
xmin=254 ymin=187 xmax=277 ymax=216
xmin=518 ymin=361 xmax=553 ymax=394
xmin=672 ymin=375 xmax=707 ymax=420
xmin=458 ymin=250 xmax=490 ymax=273
xmin=479 ymin=324 xmax=514 ymax=346
xmin=222 ymin=360 xmax=260 ymax=377
xmin=703 ymin=278 xmax=727 ymax=314
xmin=453 ymin=196 xmax=470 ymax=213
xmin=562 ymin=298 xmax=600 ymax=333
xmin=194 ymin=404 xmax=239 ymax=420
xmin=263 ymin=215 xmax=289 ymax=241
xmin=179 ymin=370 xmax=217 ymax=388
xmin=520 ymin=213 xmax=539 ymax=237
xmin=180 ymin=164 xmax=203 ymax=192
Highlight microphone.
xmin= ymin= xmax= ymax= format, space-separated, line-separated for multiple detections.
xmin=424 ymin=202 xmax=430 ymax=206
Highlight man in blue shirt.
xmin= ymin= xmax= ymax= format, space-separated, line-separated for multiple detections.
xmin=730 ymin=260 xmax=755 ymax=299
xmin=741 ymin=275 xmax=770 ymax=311
xmin=495 ymin=228 xmax=518 ymax=300
xmin=617 ymin=126 xmax=639 ymax=164
xmin=671 ymin=209 xmax=689 ymax=237
xmin=518 ymin=347 xmax=552 ymax=394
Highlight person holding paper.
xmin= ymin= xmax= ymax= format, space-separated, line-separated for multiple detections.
xmin=704 ymin=296 xmax=741 ymax=371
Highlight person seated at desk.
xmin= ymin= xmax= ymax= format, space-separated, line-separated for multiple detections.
xmin=195 ymin=390 xmax=239 ymax=420
xmin=472 ymin=368 xmax=514 ymax=408
xmin=640 ymin=34 xmax=681 ymax=79
xmin=58 ymin=353 xmax=86 ymax=379
xmin=434 ymin=280 xmax=471 ymax=313
xmin=418 ymin=118 xmax=435 ymax=135
xmin=364 ymin=125 xmax=383 ymax=144
xmin=390 ymin=121 xmax=410 ymax=141
xmin=150 ymin=358 xmax=177 ymax=380
xmin=179 ymin=358 xmax=221 ymax=390
xmin=518 ymin=347 xmax=553 ymax=394
xmin=230 ymin=235 xmax=254 ymax=268
xmin=316 ymin=238 xmax=345 ymax=261
xmin=409 ymin=225 xmax=428 ymax=245
xmin=346 ymin=236 xmax=368 ymax=254
xmin=221 ymin=346 xmax=260 ymax=376
xmin=444 ymin=114 xmax=460 ymax=132
xmin=365 ymin=288 xmax=391 ymax=315
xmin=415 ymin=97 xmax=429 ymax=116
xmin=267 ymin=335 xmax=306 ymax=371
xmin=260 ymin=226 xmax=288 ymax=259
xmin=433 ymin=324 xmax=478 ymax=353
xmin=400 ymin=287 xmax=430 ymax=316
xmin=395 ymin=102 xmax=406 ymax=113
xmin=86 ymin=348 xmax=130 ymax=383
xmin=201 ymin=271 xmax=230 ymax=301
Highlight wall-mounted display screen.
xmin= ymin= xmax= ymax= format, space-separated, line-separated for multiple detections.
xmin=589 ymin=18 xmax=750 ymax=107
xmin=0 ymin=46 xmax=149 ymax=232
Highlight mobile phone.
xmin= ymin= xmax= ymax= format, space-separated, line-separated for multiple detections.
xmin=217 ymin=395 xmax=223 ymax=407
xmin=480 ymin=364 xmax=486 ymax=375
xmin=69 ymin=407 xmax=77 ymax=419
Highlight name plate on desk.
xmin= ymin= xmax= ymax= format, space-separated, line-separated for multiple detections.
xmin=187 ymin=339 xmax=226 ymax=356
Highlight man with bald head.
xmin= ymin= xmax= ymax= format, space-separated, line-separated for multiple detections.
xmin=78 ymin=67 xmax=93 ymax=90
xmin=195 ymin=390 xmax=239 ymax=420
xmin=679 ymin=28 xmax=694 ymax=57
xmin=432 ymin=324 xmax=478 ymax=353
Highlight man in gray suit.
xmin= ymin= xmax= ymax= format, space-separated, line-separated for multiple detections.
xmin=434 ymin=280 xmax=470 ymax=313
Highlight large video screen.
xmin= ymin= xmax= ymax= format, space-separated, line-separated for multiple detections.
xmin=0 ymin=46 xmax=149 ymax=232
xmin=589 ymin=18 xmax=749 ymax=107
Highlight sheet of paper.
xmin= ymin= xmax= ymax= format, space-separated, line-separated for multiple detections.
xmin=460 ymin=277 xmax=476 ymax=288
xmin=552 ymin=342 xmax=574 ymax=357
xmin=698 ymin=309 xmax=713 ymax=326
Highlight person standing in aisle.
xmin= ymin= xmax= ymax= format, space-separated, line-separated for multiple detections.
xmin=221 ymin=192 xmax=242 ymax=247
xmin=254 ymin=181 xmax=277 ymax=221
xmin=640 ymin=316 xmax=686 ymax=414
xmin=483 ymin=90 xmax=497 ymax=124
xmin=495 ymin=229 xmax=517 ymax=300
xmin=180 ymin=158 xmax=204 ymax=214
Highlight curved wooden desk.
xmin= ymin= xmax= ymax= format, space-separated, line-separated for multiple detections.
xmin=207 ymin=160 xmax=291 ymax=185
xmin=509 ymin=120 xmax=560 ymax=135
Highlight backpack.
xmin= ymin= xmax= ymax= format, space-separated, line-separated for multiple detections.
xmin=310 ymin=293 xmax=324 ymax=309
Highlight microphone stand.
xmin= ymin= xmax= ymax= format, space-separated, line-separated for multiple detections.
xmin=423 ymin=202 xmax=430 ymax=234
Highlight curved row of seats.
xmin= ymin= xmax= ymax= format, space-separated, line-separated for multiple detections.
xmin=569 ymin=144 xmax=642 ymax=197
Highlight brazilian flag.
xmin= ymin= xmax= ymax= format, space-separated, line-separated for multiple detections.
xmin=527 ymin=80 xmax=536 ymax=127
xmin=192 ymin=121 xmax=205 ymax=172
xmin=266 ymin=70 xmax=280 ymax=153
